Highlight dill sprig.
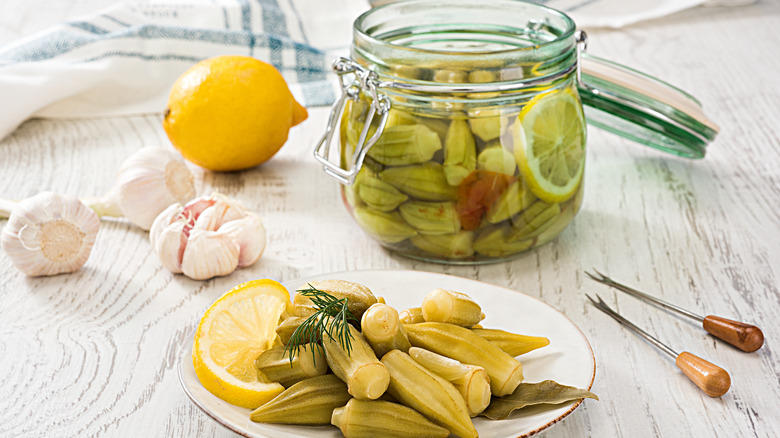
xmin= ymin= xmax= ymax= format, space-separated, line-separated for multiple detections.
xmin=284 ymin=284 xmax=359 ymax=366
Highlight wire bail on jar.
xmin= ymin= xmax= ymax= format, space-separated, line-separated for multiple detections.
xmin=314 ymin=57 xmax=391 ymax=185
xmin=315 ymin=31 xmax=589 ymax=186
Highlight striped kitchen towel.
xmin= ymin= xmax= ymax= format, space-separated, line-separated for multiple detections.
xmin=0 ymin=0 xmax=369 ymax=140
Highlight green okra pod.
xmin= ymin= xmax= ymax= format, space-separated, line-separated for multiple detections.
xmin=508 ymin=201 xmax=561 ymax=240
xmin=467 ymin=108 xmax=503 ymax=142
xmin=353 ymin=207 xmax=417 ymax=244
xmin=410 ymin=231 xmax=475 ymax=259
xmin=399 ymin=307 xmax=425 ymax=324
xmin=331 ymin=398 xmax=450 ymax=438
xmin=275 ymin=316 xmax=308 ymax=345
xmin=405 ymin=322 xmax=524 ymax=396
xmin=292 ymin=279 xmax=378 ymax=321
xmin=249 ymin=374 xmax=351 ymax=424
xmin=356 ymin=171 xmax=409 ymax=212
xmin=443 ymin=119 xmax=477 ymax=186
xmin=472 ymin=224 xmax=534 ymax=258
xmin=486 ymin=180 xmax=537 ymax=224
xmin=399 ymin=201 xmax=461 ymax=235
xmin=254 ymin=344 xmax=327 ymax=388
xmin=367 ymin=124 xmax=442 ymax=166
xmin=421 ymin=288 xmax=485 ymax=327
xmin=478 ymin=144 xmax=517 ymax=176
xmin=381 ymin=350 xmax=478 ymax=438
xmin=472 ymin=328 xmax=550 ymax=357
xmin=323 ymin=318 xmax=391 ymax=400
xmin=408 ymin=347 xmax=491 ymax=417
xmin=361 ymin=303 xmax=412 ymax=358
xmin=379 ymin=163 xmax=459 ymax=202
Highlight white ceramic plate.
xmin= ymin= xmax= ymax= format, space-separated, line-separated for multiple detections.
xmin=178 ymin=269 xmax=595 ymax=438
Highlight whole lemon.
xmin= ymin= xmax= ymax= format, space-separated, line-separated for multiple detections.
xmin=163 ymin=55 xmax=308 ymax=171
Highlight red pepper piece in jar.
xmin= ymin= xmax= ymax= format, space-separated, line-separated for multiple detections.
xmin=456 ymin=170 xmax=516 ymax=230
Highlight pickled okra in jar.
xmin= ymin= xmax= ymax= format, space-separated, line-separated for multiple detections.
xmin=333 ymin=0 xmax=587 ymax=263
xmin=340 ymin=81 xmax=585 ymax=262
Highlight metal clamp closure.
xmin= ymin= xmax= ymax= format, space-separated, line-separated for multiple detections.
xmin=314 ymin=57 xmax=391 ymax=185
xmin=575 ymin=29 xmax=589 ymax=91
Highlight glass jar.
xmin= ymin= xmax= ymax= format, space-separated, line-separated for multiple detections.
xmin=315 ymin=0 xmax=717 ymax=264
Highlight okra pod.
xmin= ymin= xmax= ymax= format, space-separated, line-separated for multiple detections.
xmin=485 ymin=180 xmax=536 ymax=224
xmin=472 ymin=328 xmax=550 ymax=357
xmin=472 ymin=224 xmax=534 ymax=258
xmin=405 ymin=322 xmax=524 ymax=396
xmin=356 ymin=170 xmax=409 ymax=212
xmin=443 ymin=119 xmax=477 ymax=186
xmin=477 ymin=145 xmax=517 ymax=176
xmin=421 ymin=288 xmax=485 ymax=327
xmin=508 ymin=201 xmax=561 ymax=241
xmin=293 ymin=279 xmax=378 ymax=320
xmin=367 ymin=124 xmax=442 ymax=166
xmin=409 ymin=347 xmax=491 ymax=417
xmin=331 ymin=398 xmax=450 ymax=438
xmin=323 ymin=318 xmax=390 ymax=400
xmin=249 ymin=374 xmax=351 ymax=424
xmin=275 ymin=316 xmax=307 ymax=345
xmin=399 ymin=307 xmax=425 ymax=324
xmin=254 ymin=344 xmax=327 ymax=388
xmin=379 ymin=162 xmax=459 ymax=202
xmin=381 ymin=350 xmax=478 ymax=438
xmin=410 ymin=231 xmax=475 ymax=259
xmin=353 ymin=207 xmax=418 ymax=244
xmin=361 ymin=303 xmax=412 ymax=358
xmin=467 ymin=108 xmax=503 ymax=142
xmin=399 ymin=201 xmax=461 ymax=235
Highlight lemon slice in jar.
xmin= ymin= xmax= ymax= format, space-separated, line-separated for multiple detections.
xmin=192 ymin=279 xmax=291 ymax=409
xmin=513 ymin=88 xmax=586 ymax=203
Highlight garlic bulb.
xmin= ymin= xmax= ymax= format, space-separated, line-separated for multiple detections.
xmin=149 ymin=193 xmax=266 ymax=280
xmin=85 ymin=146 xmax=196 ymax=230
xmin=1 ymin=192 xmax=100 ymax=276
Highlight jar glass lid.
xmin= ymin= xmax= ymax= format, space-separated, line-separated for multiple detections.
xmin=578 ymin=53 xmax=719 ymax=158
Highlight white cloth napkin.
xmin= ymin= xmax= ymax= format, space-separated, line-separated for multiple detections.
xmin=0 ymin=0 xmax=369 ymax=141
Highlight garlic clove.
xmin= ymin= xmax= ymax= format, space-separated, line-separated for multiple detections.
xmin=1 ymin=192 xmax=99 ymax=276
xmin=218 ymin=214 xmax=266 ymax=267
xmin=116 ymin=147 xmax=196 ymax=230
xmin=194 ymin=199 xmax=246 ymax=231
xmin=149 ymin=203 xmax=186 ymax=274
xmin=149 ymin=193 xmax=266 ymax=280
xmin=182 ymin=196 xmax=216 ymax=221
xmin=181 ymin=228 xmax=240 ymax=280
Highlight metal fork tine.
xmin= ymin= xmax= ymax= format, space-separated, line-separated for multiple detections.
xmin=586 ymin=269 xmax=704 ymax=322
xmin=584 ymin=269 xmax=615 ymax=285
xmin=586 ymin=293 xmax=678 ymax=359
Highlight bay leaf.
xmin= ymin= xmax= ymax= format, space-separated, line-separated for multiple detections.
xmin=481 ymin=380 xmax=599 ymax=420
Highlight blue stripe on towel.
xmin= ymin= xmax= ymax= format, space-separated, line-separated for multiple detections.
xmin=257 ymin=0 xmax=287 ymax=37
xmin=78 ymin=51 xmax=202 ymax=64
xmin=101 ymin=14 xmax=132 ymax=28
xmin=0 ymin=24 xmax=326 ymax=65
xmin=295 ymin=45 xmax=332 ymax=104
xmin=69 ymin=21 xmax=111 ymax=35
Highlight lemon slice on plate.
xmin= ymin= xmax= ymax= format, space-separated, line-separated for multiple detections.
xmin=192 ymin=279 xmax=291 ymax=409
xmin=514 ymin=89 xmax=586 ymax=203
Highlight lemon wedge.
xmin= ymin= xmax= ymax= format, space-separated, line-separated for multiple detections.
xmin=192 ymin=279 xmax=291 ymax=409
xmin=514 ymin=89 xmax=586 ymax=203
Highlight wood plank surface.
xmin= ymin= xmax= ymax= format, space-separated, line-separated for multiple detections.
xmin=1 ymin=1 xmax=779 ymax=437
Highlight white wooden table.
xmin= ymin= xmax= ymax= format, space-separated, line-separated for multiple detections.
xmin=1 ymin=1 xmax=779 ymax=437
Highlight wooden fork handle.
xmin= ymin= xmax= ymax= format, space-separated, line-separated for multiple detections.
xmin=703 ymin=315 xmax=764 ymax=352
xmin=676 ymin=352 xmax=731 ymax=397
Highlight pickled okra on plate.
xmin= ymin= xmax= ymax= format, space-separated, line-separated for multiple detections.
xmin=226 ymin=279 xmax=597 ymax=438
